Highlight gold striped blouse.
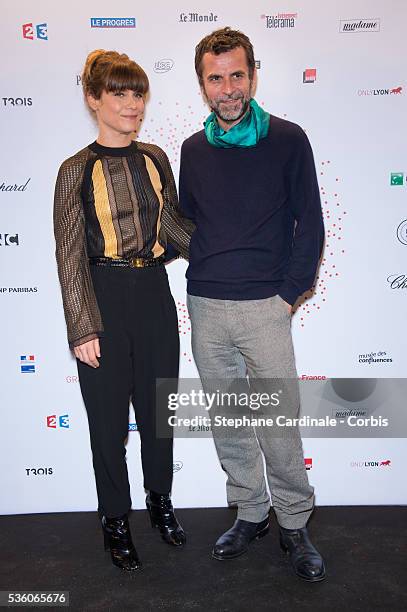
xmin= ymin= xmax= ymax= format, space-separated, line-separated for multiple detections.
xmin=53 ymin=140 xmax=194 ymax=347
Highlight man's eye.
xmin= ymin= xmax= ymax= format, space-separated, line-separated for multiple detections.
xmin=209 ymin=76 xmax=220 ymax=82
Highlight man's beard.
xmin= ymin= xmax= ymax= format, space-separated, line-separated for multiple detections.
xmin=209 ymin=92 xmax=251 ymax=123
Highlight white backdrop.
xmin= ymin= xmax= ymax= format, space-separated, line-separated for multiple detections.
xmin=1 ymin=0 xmax=406 ymax=515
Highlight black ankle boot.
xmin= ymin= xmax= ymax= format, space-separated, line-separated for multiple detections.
xmin=101 ymin=514 xmax=141 ymax=571
xmin=146 ymin=491 xmax=186 ymax=547
xmin=279 ymin=526 xmax=325 ymax=582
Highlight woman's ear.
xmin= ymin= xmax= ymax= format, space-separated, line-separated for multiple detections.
xmin=86 ymin=93 xmax=100 ymax=112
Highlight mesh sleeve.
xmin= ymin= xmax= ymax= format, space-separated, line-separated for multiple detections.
xmin=53 ymin=149 xmax=103 ymax=348
xmin=140 ymin=143 xmax=195 ymax=260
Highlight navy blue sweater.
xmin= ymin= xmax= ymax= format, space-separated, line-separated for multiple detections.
xmin=179 ymin=115 xmax=324 ymax=306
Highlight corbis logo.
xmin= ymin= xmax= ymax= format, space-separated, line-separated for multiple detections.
xmin=387 ymin=274 xmax=407 ymax=289
xmin=390 ymin=172 xmax=404 ymax=186
xmin=350 ymin=459 xmax=391 ymax=468
xmin=397 ymin=220 xmax=407 ymax=245
xmin=358 ymin=86 xmax=402 ymax=96
xmin=0 ymin=178 xmax=31 ymax=192
xmin=46 ymin=414 xmax=70 ymax=429
xmin=358 ymin=350 xmax=393 ymax=364
xmin=303 ymin=69 xmax=316 ymax=84
xmin=179 ymin=12 xmax=218 ymax=23
xmin=128 ymin=422 xmax=138 ymax=431
xmin=20 ymin=355 xmax=35 ymax=373
xmin=25 ymin=468 xmax=53 ymax=476
xmin=154 ymin=59 xmax=174 ymax=74
xmin=2 ymin=98 xmax=32 ymax=107
xmin=90 ymin=17 xmax=136 ymax=28
xmin=261 ymin=12 xmax=298 ymax=29
xmin=0 ymin=233 xmax=19 ymax=246
xmin=1 ymin=287 xmax=38 ymax=294
xmin=304 ymin=458 xmax=312 ymax=470
xmin=173 ymin=461 xmax=183 ymax=472
xmin=339 ymin=19 xmax=380 ymax=33
xmin=22 ymin=22 xmax=48 ymax=40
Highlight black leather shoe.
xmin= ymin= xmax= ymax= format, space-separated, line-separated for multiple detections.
xmin=212 ymin=517 xmax=269 ymax=560
xmin=146 ymin=491 xmax=186 ymax=547
xmin=102 ymin=514 xmax=141 ymax=571
xmin=279 ymin=526 xmax=325 ymax=582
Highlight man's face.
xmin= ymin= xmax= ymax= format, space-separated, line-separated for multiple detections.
xmin=200 ymin=46 xmax=254 ymax=131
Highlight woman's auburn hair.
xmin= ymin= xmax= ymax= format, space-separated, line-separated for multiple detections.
xmin=82 ymin=49 xmax=149 ymax=99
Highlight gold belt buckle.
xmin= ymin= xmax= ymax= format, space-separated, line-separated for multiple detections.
xmin=131 ymin=258 xmax=144 ymax=268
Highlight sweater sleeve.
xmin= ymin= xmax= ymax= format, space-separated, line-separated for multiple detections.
xmin=53 ymin=152 xmax=103 ymax=348
xmin=278 ymin=129 xmax=325 ymax=306
xmin=178 ymin=142 xmax=196 ymax=222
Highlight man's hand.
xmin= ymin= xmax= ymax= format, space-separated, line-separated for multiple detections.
xmin=74 ymin=338 xmax=101 ymax=368
xmin=279 ymin=296 xmax=293 ymax=314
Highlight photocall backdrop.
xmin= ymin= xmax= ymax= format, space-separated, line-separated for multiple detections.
xmin=1 ymin=0 xmax=406 ymax=515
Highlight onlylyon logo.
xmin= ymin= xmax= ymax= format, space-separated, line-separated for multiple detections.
xmin=22 ymin=22 xmax=48 ymax=40
xmin=391 ymin=172 xmax=404 ymax=186
xmin=0 ymin=233 xmax=19 ymax=246
xmin=303 ymin=68 xmax=316 ymax=84
xmin=47 ymin=414 xmax=70 ymax=429
xmin=358 ymin=86 xmax=402 ymax=97
xmin=397 ymin=220 xmax=407 ymax=245
xmin=154 ymin=59 xmax=174 ymax=74
xmin=178 ymin=12 xmax=218 ymax=23
xmin=20 ymin=355 xmax=35 ymax=373
xmin=339 ymin=19 xmax=380 ymax=33
xmin=128 ymin=422 xmax=138 ymax=431
xmin=90 ymin=17 xmax=136 ymax=28
xmin=350 ymin=459 xmax=391 ymax=468
xmin=261 ymin=12 xmax=298 ymax=29
xmin=304 ymin=458 xmax=312 ymax=470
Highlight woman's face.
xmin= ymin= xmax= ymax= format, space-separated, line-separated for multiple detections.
xmin=88 ymin=89 xmax=145 ymax=140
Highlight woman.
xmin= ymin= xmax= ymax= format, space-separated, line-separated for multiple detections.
xmin=53 ymin=50 xmax=194 ymax=571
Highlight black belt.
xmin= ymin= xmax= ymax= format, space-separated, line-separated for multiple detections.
xmin=89 ymin=256 xmax=165 ymax=268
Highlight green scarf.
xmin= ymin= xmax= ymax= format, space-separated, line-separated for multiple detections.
xmin=204 ymin=98 xmax=270 ymax=148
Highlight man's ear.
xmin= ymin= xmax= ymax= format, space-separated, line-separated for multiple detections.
xmin=250 ymin=68 xmax=258 ymax=98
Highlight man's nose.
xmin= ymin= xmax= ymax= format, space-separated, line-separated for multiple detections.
xmin=222 ymin=78 xmax=234 ymax=95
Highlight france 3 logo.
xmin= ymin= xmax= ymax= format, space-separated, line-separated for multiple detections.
xmin=46 ymin=414 xmax=70 ymax=429
xmin=22 ymin=22 xmax=48 ymax=41
xmin=20 ymin=355 xmax=35 ymax=373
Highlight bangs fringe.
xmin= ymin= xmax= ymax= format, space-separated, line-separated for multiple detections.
xmin=105 ymin=63 xmax=149 ymax=95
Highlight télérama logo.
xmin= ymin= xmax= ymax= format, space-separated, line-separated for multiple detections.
xmin=261 ymin=12 xmax=298 ymax=29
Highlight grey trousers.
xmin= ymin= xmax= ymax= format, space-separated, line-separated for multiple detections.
xmin=187 ymin=293 xmax=314 ymax=529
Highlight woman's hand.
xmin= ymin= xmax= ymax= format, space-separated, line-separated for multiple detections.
xmin=74 ymin=338 xmax=101 ymax=368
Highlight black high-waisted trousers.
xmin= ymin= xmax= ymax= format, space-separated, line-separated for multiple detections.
xmin=77 ymin=264 xmax=179 ymax=518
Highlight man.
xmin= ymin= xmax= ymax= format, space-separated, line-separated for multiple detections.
xmin=179 ymin=27 xmax=325 ymax=581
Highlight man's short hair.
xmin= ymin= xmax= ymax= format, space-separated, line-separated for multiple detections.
xmin=195 ymin=27 xmax=255 ymax=86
